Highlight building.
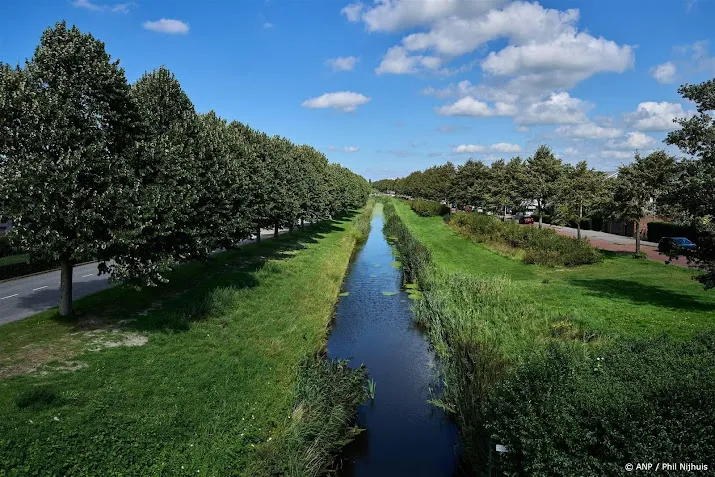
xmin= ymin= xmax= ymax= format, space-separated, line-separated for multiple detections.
xmin=0 ymin=219 xmax=12 ymax=237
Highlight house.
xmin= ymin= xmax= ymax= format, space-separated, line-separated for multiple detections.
xmin=0 ymin=219 xmax=11 ymax=237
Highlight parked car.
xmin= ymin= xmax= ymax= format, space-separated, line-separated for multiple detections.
xmin=519 ymin=216 xmax=535 ymax=225
xmin=658 ymin=237 xmax=697 ymax=254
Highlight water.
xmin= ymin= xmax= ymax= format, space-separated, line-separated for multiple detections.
xmin=327 ymin=204 xmax=459 ymax=476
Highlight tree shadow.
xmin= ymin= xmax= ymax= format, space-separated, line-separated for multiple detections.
xmin=44 ymin=219 xmax=347 ymax=333
xmin=568 ymin=278 xmax=715 ymax=312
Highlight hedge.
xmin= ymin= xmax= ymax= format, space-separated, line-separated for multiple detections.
xmin=410 ymin=198 xmax=450 ymax=217
xmin=647 ymin=221 xmax=698 ymax=243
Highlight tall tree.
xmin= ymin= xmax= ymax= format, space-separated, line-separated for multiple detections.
xmin=0 ymin=22 xmax=140 ymax=316
xmin=108 ymin=66 xmax=201 ymax=287
xmin=555 ymin=161 xmax=607 ymax=240
xmin=612 ymin=151 xmax=676 ymax=254
xmin=525 ymin=145 xmax=563 ymax=229
xmin=665 ymin=79 xmax=715 ymax=289
xmin=453 ymin=159 xmax=489 ymax=209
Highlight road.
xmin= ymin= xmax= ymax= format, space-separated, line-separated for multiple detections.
xmin=544 ymin=224 xmax=689 ymax=267
xmin=0 ymin=227 xmax=294 ymax=326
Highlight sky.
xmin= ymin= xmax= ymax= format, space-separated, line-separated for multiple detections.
xmin=1 ymin=0 xmax=714 ymax=180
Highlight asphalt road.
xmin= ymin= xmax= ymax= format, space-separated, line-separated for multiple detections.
xmin=544 ymin=225 xmax=658 ymax=247
xmin=0 ymin=227 xmax=293 ymax=326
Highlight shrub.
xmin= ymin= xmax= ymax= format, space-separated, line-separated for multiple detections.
xmin=0 ymin=236 xmax=15 ymax=258
xmin=486 ymin=333 xmax=715 ymax=476
xmin=383 ymin=201 xmax=433 ymax=285
xmin=647 ymin=221 xmax=698 ymax=243
xmin=410 ymin=198 xmax=450 ymax=217
xmin=0 ymin=259 xmax=58 ymax=281
xmin=448 ymin=212 xmax=601 ymax=267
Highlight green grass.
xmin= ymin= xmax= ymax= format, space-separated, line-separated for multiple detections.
xmin=0 ymin=254 xmax=29 ymax=266
xmin=392 ymin=199 xmax=715 ymax=339
xmin=0 ymin=207 xmax=372 ymax=476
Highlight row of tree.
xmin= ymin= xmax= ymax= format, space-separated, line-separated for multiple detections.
xmin=0 ymin=22 xmax=370 ymax=316
xmin=374 ymin=79 xmax=715 ymax=289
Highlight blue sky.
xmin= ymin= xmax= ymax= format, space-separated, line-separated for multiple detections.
xmin=1 ymin=0 xmax=713 ymax=180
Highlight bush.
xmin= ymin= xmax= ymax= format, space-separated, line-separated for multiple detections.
xmin=410 ymin=198 xmax=450 ymax=217
xmin=647 ymin=221 xmax=698 ymax=243
xmin=0 ymin=236 xmax=15 ymax=258
xmin=0 ymin=259 xmax=58 ymax=281
xmin=383 ymin=201 xmax=432 ymax=285
xmin=448 ymin=212 xmax=601 ymax=267
xmin=486 ymin=333 xmax=715 ymax=475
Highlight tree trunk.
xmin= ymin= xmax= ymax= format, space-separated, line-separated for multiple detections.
xmin=577 ymin=203 xmax=583 ymax=240
xmin=59 ymin=255 xmax=73 ymax=317
xmin=503 ymin=205 xmax=507 ymax=222
xmin=289 ymin=224 xmax=294 ymax=233
xmin=300 ymin=217 xmax=304 ymax=228
xmin=538 ymin=199 xmax=543 ymax=230
xmin=256 ymin=227 xmax=261 ymax=243
xmin=274 ymin=222 xmax=279 ymax=238
xmin=635 ymin=221 xmax=641 ymax=254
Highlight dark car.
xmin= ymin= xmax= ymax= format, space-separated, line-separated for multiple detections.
xmin=658 ymin=237 xmax=696 ymax=254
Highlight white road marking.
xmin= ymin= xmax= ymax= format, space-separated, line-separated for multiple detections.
xmin=82 ymin=274 xmax=94 ymax=278
xmin=1 ymin=294 xmax=19 ymax=300
xmin=32 ymin=286 xmax=48 ymax=291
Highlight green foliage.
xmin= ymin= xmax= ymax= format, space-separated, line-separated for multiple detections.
xmin=0 ymin=258 xmax=57 ymax=281
xmin=486 ymin=334 xmax=715 ymax=476
xmin=555 ymin=161 xmax=608 ymax=238
xmin=647 ymin=221 xmax=698 ymax=243
xmin=525 ymin=145 xmax=563 ymax=226
xmin=449 ymin=211 xmax=601 ymax=266
xmin=383 ymin=201 xmax=433 ymax=285
xmin=410 ymin=198 xmax=450 ymax=217
xmin=251 ymin=358 xmax=367 ymax=477
xmin=0 ymin=236 xmax=16 ymax=258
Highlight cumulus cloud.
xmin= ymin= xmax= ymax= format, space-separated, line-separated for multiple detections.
xmin=649 ymin=61 xmax=676 ymax=84
xmin=436 ymin=96 xmax=516 ymax=117
xmin=327 ymin=146 xmax=337 ymax=151
xmin=326 ymin=56 xmax=359 ymax=72
xmin=343 ymin=146 xmax=360 ymax=152
xmin=607 ymin=132 xmax=656 ymax=150
xmin=516 ymin=92 xmax=591 ymax=125
xmin=623 ymin=101 xmax=692 ymax=131
xmin=341 ymin=2 xmax=364 ymax=22
xmin=263 ymin=22 xmax=274 ymax=29
xmin=556 ymin=122 xmax=623 ymax=139
xmin=302 ymin=91 xmax=371 ymax=112
xmin=143 ymin=19 xmax=190 ymax=34
xmin=376 ymin=46 xmax=443 ymax=75
xmin=73 ymin=0 xmax=133 ymax=12
xmin=452 ymin=143 xmax=522 ymax=154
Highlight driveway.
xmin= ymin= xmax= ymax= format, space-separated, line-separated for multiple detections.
xmin=544 ymin=225 xmax=690 ymax=267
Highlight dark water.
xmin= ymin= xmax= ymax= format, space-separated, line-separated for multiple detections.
xmin=327 ymin=204 xmax=459 ymax=476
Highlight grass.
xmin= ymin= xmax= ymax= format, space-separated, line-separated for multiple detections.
xmin=0 ymin=253 xmax=29 ymax=266
xmin=0 ymin=203 xmax=374 ymax=476
xmin=392 ymin=199 xmax=715 ymax=340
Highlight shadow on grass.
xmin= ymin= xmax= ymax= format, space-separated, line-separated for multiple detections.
xmin=38 ymin=218 xmax=348 ymax=333
xmin=568 ymin=278 xmax=715 ymax=312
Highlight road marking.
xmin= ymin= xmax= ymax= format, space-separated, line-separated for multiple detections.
xmin=82 ymin=274 xmax=94 ymax=278
xmin=1 ymin=294 xmax=19 ymax=300
xmin=32 ymin=286 xmax=48 ymax=291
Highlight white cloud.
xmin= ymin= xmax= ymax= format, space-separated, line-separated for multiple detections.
xmin=326 ymin=56 xmax=359 ymax=72
xmin=73 ymin=0 xmax=133 ymax=12
xmin=143 ymin=19 xmax=190 ymax=34
xmin=607 ymin=132 xmax=656 ymax=150
xmin=649 ymin=61 xmax=676 ymax=84
xmin=341 ymin=2 xmax=364 ymax=22
xmin=343 ymin=146 xmax=360 ymax=152
xmin=327 ymin=145 xmax=337 ymax=151
xmin=452 ymin=142 xmax=522 ymax=154
xmin=302 ymin=91 xmax=371 ymax=112
xmin=375 ymin=46 xmax=442 ymax=75
xmin=436 ymin=96 xmax=516 ymax=117
xmin=346 ymin=0 xmax=505 ymax=33
xmin=624 ymin=101 xmax=692 ymax=132
xmin=516 ymin=92 xmax=590 ymax=125
xmin=263 ymin=22 xmax=274 ymax=29
xmin=516 ymin=125 xmax=529 ymax=132
xmin=556 ymin=122 xmax=623 ymax=139
xmin=600 ymin=150 xmax=636 ymax=160
xmin=564 ymin=147 xmax=578 ymax=155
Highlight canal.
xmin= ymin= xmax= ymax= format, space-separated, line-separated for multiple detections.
xmin=327 ymin=203 xmax=459 ymax=476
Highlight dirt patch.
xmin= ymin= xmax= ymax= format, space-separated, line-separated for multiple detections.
xmin=84 ymin=330 xmax=148 ymax=351
xmin=0 ymin=337 xmax=83 ymax=379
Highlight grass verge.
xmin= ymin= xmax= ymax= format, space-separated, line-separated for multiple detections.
xmin=0 ymin=200 xmax=374 ymax=476
xmin=384 ymin=198 xmax=715 ymax=474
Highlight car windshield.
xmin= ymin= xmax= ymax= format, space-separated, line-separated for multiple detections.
xmin=673 ymin=238 xmax=693 ymax=245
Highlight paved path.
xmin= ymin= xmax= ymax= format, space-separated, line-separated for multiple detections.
xmin=0 ymin=227 xmax=294 ymax=326
xmin=544 ymin=225 xmax=689 ymax=267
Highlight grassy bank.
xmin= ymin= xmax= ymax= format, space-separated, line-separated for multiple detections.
xmin=0 ymin=200 xmax=374 ymax=476
xmin=384 ymin=198 xmax=715 ymax=474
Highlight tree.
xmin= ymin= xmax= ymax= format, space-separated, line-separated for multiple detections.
xmin=555 ymin=161 xmax=607 ymax=240
xmin=107 ymin=66 xmax=202 ymax=287
xmin=0 ymin=22 xmax=141 ymax=316
xmin=525 ymin=145 xmax=563 ymax=229
xmin=452 ymin=159 xmax=488 ymax=209
xmin=665 ymin=79 xmax=715 ymax=289
xmin=612 ymin=151 xmax=676 ymax=254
